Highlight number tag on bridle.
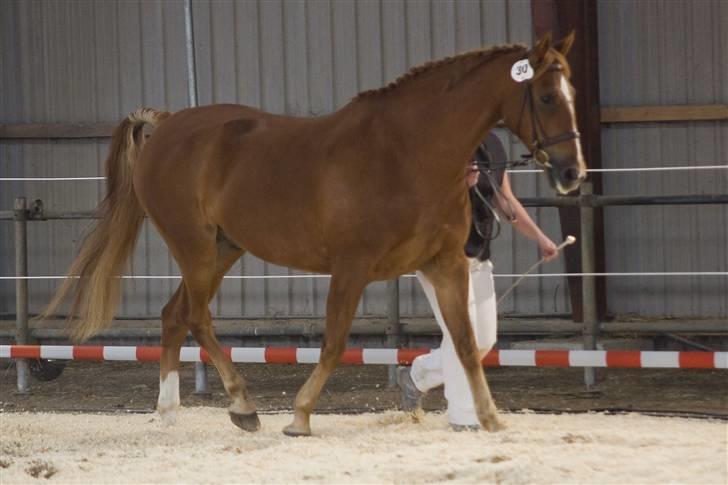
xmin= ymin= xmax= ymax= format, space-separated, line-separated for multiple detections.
xmin=510 ymin=59 xmax=534 ymax=83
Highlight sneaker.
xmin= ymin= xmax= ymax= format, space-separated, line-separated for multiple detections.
xmin=396 ymin=366 xmax=424 ymax=412
xmin=450 ymin=423 xmax=481 ymax=432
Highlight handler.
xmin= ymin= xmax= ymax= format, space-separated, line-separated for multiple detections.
xmin=397 ymin=133 xmax=558 ymax=430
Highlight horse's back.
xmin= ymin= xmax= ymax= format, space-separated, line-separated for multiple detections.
xmin=133 ymin=103 xmax=333 ymax=271
xmin=131 ymin=102 xmax=468 ymax=276
xmin=135 ymin=104 xmax=311 ymax=205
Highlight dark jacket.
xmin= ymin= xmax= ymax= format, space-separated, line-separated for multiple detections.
xmin=464 ymin=133 xmax=507 ymax=261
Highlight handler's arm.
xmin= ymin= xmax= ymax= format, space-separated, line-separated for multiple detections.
xmin=498 ymin=174 xmax=558 ymax=261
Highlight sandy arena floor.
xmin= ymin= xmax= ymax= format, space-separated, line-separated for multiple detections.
xmin=0 ymin=408 xmax=725 ymax=484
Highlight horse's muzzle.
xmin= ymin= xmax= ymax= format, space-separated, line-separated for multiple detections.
xmin=548 ymin=158 xmax=586 ymax=194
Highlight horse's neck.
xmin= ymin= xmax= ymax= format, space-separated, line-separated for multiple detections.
xmin=362 ymin=53 xmax=517 ymax=175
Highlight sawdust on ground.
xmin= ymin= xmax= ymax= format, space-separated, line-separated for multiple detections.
xmin=0 ymin=408 xmax=725 ymax=484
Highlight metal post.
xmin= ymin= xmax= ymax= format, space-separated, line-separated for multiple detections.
xmin=183 ymin=0 xmax=198 ymax=108
xmin=580 ymin=183 xmax=598 ymax=388
xmin=183 ymin=0 xmax=208 ymax=395
xmin=14 ymin=197 xmax=30 ymax=393
xmin=385 ymin=279 xmax=401 ymax=387
xmin=194 ymin=361 xmax=209 ymax=395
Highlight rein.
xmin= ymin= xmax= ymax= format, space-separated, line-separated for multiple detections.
xmin=469 ymin=144 xmax=517 ymax=242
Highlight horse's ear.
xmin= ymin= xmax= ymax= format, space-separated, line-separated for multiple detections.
xmin=530 ymin=32 xmax=552 ymax=66
xmin=554 ymin=31 xmax=576 ymax=57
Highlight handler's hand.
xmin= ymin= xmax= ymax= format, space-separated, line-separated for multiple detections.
xmin=538 ymin=236 xmax=558 ymax=262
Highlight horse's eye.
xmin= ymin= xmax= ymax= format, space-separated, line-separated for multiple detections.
xmin=540 ymin=94 xmax=555 ymax=105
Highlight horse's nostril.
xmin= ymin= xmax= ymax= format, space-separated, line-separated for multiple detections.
xmin=563 ymin=167 xmax=579 ymax=182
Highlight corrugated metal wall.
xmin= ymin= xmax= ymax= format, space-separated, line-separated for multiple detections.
xmin=3 ymin=0 xmax=570 ymax=319
xmin=598 ymin=0 xmax=728 ymax=318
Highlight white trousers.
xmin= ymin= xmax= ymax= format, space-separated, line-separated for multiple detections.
xmin=411 ymin=259 xmax=497 ymax=425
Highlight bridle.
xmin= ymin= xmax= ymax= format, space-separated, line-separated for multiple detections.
xmin=472 ymin=63 xmax=580 ymax=174
xmin=468 ymin=58 xmax=581 ymax=246
xmin=519 ymin=63 xmax=580 ymax=169
xmin=469 ymin=62 xmax=580 ymax=239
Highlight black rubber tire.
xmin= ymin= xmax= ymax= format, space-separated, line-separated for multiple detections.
xmin=29 ymin=359 xmax=66 ymax=382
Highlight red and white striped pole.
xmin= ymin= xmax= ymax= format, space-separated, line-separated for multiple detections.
xmin=1 ymin=345 xmax=726 ymax=369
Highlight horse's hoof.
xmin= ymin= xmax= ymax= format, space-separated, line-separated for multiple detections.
xmin=229 ymin=411 xmax=261 ymax=432
xmin=483 ymin=417 xmax=507 ymax=432
xmin=159 ymin=412 xmax=176 ymax=427
xmin=282 ymin=423 xmax=311 ymax=437
xmin=157 ymin=406 xmax=178 ymax=427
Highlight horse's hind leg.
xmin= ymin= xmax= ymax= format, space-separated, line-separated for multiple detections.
xmin=419 ymin=254 xmax=505 ymax=432
xmin=196 ymin=239 xmax=259 ymax=430
xmin=157 ymin=285 xmax=188 ymax=426
xmin=157 ymin=228 xmax=257 ymax=430
xmin=283 ymin=269 xmax=368 ymax=436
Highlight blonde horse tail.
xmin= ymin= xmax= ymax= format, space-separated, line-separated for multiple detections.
xmin=38 ymin=108 xmax=170 ymax=341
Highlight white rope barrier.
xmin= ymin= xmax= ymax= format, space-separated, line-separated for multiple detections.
xmin=0 ymin=176 xmax=105 ymax=181
xmin=507 ymin=165 xmax=728 ymax=174
xmin=2 ymin=165 xmax=727 ymax=181
xmin=0 ymin=272 xmax=726 ymax=281
xmin=583 ymin=165 xmax=728 ymax=173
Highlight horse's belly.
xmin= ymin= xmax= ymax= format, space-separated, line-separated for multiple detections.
xmin=217 ymin=206 xmax=330 ymax=273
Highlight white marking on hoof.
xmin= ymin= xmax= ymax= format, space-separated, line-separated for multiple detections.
xmin=157 ymin=371 xmax=180 ymax=427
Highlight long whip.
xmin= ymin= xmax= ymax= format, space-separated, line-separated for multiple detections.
xmin=496 ymin=235 xmax=577 ymax=305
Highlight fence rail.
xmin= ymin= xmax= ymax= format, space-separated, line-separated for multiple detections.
xmin=2 ymin=345 xmax=726 ymax=369
xmin=2 ymin=193 xmax=728 ymax=222
xmin=1 ymin=318 xmax=725 ymax=343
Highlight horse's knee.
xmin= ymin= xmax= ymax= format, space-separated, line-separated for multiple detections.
xmin=184 ymin=302 xmax=213 ymax=335
xmin=161 ymin=285 xmax=186 ymax=319
xmin=320 ymin=341 xmax=347 ymax=368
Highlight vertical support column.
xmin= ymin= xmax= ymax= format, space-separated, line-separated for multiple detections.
xmin=385 ymin=279 xmax=401 ymax=387
xmin=14 ymin=197 xmax=30 ymax=393
xmin=183 ymin=0 xmax=208 ymax=395
xmin=580 ymin=183 xmax=598 ymax=387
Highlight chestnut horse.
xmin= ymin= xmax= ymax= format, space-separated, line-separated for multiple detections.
xmin=43 ymin=33 xmax=584 ymax=435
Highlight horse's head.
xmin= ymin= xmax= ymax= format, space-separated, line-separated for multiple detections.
xmin=501 ymin=32 xmax=586 ymax=194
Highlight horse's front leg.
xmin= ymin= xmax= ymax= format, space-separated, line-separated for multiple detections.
xmin=283 ymin=269 xmax=368 ymax=436
xmin=420 ymin=252 xmax=505 ymax=432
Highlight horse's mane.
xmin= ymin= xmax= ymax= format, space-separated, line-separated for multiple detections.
xmin=355 ymin=43 xmax=528 ymax=100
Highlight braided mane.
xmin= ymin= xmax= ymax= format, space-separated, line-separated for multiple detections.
xmin=355 ymin=43 xmax=528 ymax=100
